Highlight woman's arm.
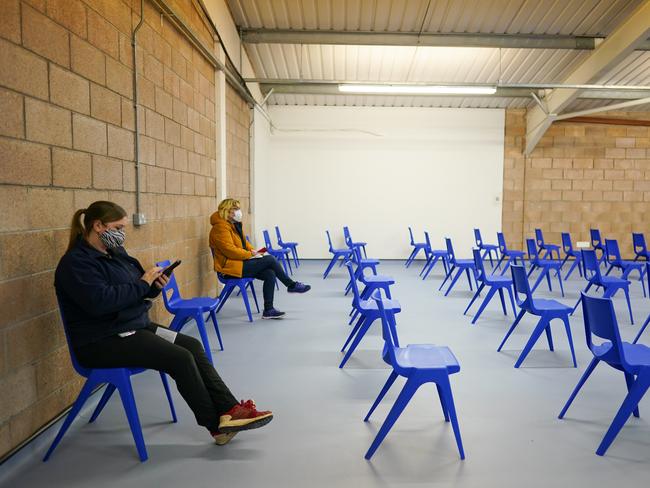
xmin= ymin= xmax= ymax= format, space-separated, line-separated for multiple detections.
xmin=57 ymin=256 xmax=151 ymax=316
xmin=210 ymin=224 xmax=253 ymax=260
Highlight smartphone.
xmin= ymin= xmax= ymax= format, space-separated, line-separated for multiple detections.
xmin=162 ymin=259 xmax=181 ymax=277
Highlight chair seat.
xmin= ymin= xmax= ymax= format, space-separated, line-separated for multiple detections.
xmin=360 ymin=258 xmax=379 ymax=265
xmin=481 ymin=244 xmax=499 ymax=250
xmin=484 ymin=274 xmax=512 ymax=285
xmin=543 ymin=244 xmax=560 ymax=250
xmin=280 ymin=241 xmax=298 ymax=246
xmin=531 ymin=298 xmax=571 ymax=312
xmin=506 ymin=250 xmax=526 ymax=256
xmin=593 ymin=342 xmax=650 ymax=370
xmin=361 ymin=274 xmax=394 ymax=284
xmin=599 ymin=275 xmax=630 ymax=286
xmin=394 ymin=344 xmax=460 ymax=373
xmin=168 ymin=297 xmax=219 ymax=312
xmin=412 ymin=243 xmax=428 ymax=248
xmin=332 ymin=248 xmax=352 ymax=254
xmin=620 ymin=260 xmax=644 ymax=269
xmin=536 ymin=259 xmax=563 ymax=268
xmin=360 ymin=297 xmax=401 ymax=312
xmin=353 ymin=241 xmax=367 ymax=246
xmin=431 ymin=250 xmax=448 ymax=256
xmin=270 ymin=248 xmax=290 ymax=254
xmin=454 ymin=259 xmax=475 ymax=266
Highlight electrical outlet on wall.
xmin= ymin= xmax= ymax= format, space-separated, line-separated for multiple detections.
xmin=133 ymin=213 xmax=147 ymax=226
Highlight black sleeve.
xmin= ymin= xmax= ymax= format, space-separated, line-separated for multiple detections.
xmin=145 ymin=284 xmax=162 ymax=299
xmin=57 ymin=255 xmax=151 ymax=317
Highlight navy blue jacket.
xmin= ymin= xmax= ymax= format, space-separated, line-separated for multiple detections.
xmin=54 ymin=237 xmax=161 ymax=349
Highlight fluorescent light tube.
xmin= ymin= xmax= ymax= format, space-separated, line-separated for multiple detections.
xmin=338 ymin=84 xmax=497 ymax=95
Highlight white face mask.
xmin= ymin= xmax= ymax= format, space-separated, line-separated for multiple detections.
xmin=232 ymin=209 xmax=243 ymax=222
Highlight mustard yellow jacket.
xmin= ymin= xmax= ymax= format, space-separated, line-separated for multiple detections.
xmin=209 ymin=212 xmax=253 ymax=277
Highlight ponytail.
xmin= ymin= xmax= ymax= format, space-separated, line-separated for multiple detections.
xmin=66 ymin=201 xmax=128 ymax=252
xmin=67 ymin=208 xmax=87 ymax=252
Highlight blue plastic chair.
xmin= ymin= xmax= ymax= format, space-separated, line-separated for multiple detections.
xmin=572 ymin=249 xmax=634 ymax=325
xmin=364 ymin=290 xmax=465 ymax=460
xmin=439 ymin=238 xmax=477 ymax=296
xmin=324 ymin=230 xmax=353 ymax=279
xmin=535 ymin=228 xmax=561 ymax=260
xmin=420 ymin=231 xmax=449 ymax=280
xmin=464 ymin=249 xmax=517 ymax=324
xmin=275 ymin=226 xmax=299 ymax=267
xmin=558 ymin=293 xmax=650 ymax=456
xmin=157 ymin=259 xmax=223 ymax=364
xmin=632 ymin=232 xmax=650 ymax=261
xmin=474 ymin=228 xmax=499 ymax=268
xmin=604 ymin=238 xmax=646 ymax=297
xmin=633 ymin=262 xmax=650 ymax=344
xmin=263 ymin=229 xmax=293 ymax=275
xmin=590 ymin=228 xmax=607 ymax=264
xmin=345 ymin=245 xmax=380 ymax=296
xmin=343 ymin=226 xmax=368 ymax=258
xmin=497 ymin=265 xmax=577 ymax=368
xmin=347 ymin=245 xmax=394 ymax=323
xmin=405 ymin=227 xmax=428 ymax=268
xmin=339 ymin=262 xmax=401 ymax=369
xmin=495 ymin=232 xmax=526 ymax=276
xmin=559 ymin=232 xmax=583 ymax=280
xmin=43 ymin=298 xmax=177 ymax=462
xmin=526 ymin=238 xmax=565 ymax=297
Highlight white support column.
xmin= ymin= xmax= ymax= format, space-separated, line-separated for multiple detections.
xmin=525 ymin=0 xmax=650 ymax=155
xmin=215 ymin=45 xmax=228 ymax=202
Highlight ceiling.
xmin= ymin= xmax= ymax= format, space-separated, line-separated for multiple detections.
xmin=226 ymin=0 xmax=650 ymax=111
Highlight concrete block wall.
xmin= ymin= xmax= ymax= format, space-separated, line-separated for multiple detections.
xmin=225 ymin=84 xmax=252 ymax=238
xmin=503 ymin=108 xmax=650 ymax=256
xmin=0 ymin=0 xmax=222 ymax=458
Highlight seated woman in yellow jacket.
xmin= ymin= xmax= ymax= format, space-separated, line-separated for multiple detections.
xmin=209 ymin=198 xmax=310 ymax=319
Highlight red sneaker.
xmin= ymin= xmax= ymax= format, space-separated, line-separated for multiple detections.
xmin=218 ymin=400 xmax=273 ymax=433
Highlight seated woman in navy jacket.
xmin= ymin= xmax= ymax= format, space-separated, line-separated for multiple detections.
xmin=55 ymin=200 xmax=272 ymax=445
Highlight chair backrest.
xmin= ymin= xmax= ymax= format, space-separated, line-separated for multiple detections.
xmin=371 ymin=289 xmax=399 ymax=366
xmin=262 ymin=230 xmax=274 ymax=250
xmin=472 ymin=248 xmax=486 ymax=282
xmin=561 ymin=232 xmax=573 ymax=254
xmin=326 ymin=230 xmax=334 ymax=251
xmin=474 ymin=228 xmax=483 ymax=247
xmin=526 ymin=238 xmax=539 ymax=263
xmin=604 ymin=239 xmax=622 ymax=265
xmin=535 ymin=228 xmax=545 ymax=247
xmin=581 ymin=249 xmax=603 ymax=283
xmin=590 ymin=228 xmax=603 ymax=248
xmin=55 ymin=294 xmax=91 ymax=377
xmin=344 ymin=261 xmax=362 ymax=307
xmin=497 ymin=232 xmax=508 ymax=253
xmin=632 ymin=232 xmax=646 ymax=253
xmin=156 ymin=259 xmax=182 ymax=310
xmin=343 ymin=226 xmax=352 ymax=246
xmin=581 ymin=293 xmax=629 ymax=369
xmin=510 ymin=265 xmax=535 ymax=311
xmin=408 ymin=226 xmax=415 ymax=245
xmin=445 ymin=238 xmax=457 ymax=264
xmin=424 ymin=231 xmax=432 ymax=253
xmin=275 ymin=226 xmax=283 ymax=243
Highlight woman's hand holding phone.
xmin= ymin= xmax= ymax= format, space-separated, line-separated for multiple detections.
xmin=141 ymin=266 xmax=163 ymax=286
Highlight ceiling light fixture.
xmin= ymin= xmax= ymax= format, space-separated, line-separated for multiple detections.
xmin=338 ymin=84 xmax=497 ymax=95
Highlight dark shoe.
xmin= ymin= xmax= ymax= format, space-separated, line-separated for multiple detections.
xmin=219 ymin=400 xmax=273 ymax=433
xmin=211 ymin=430 xmax=237 ymax=445
xmin=262 ymin=308 xmax=286 ymax=319
xmin=288 ymin=282 xmax=311 ymax=293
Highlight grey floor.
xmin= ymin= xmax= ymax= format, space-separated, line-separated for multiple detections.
xmin=1 ymin=259 xmax=649 ymax=488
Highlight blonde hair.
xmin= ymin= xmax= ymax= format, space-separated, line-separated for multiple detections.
xmin=217 ymin=198 xmax=241 ymax=220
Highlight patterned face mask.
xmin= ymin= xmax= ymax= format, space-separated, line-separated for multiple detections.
xmin=99 ymin=227 xmax=126 ymax=249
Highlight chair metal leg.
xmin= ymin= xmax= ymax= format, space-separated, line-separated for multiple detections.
xmin=209 ymin=310 xmax=224 ymax=351
xmin=159 ymin=373 xmax=178 ymax=423
xmin=342 ymin=315 xmax=365 ymax=352
xmin=439 ymin=376 xmax=465 ymax=460
xmin=339 ymin=316 xmax=376 ymax=368
xmin=498 ymin=309 xmax=526 ymax=352
xmin=365 ymin=377 xmax=421 ymax=460
xmin=435 ymin=384 xmax=450 ymax=422
xmin=559 ymin=357 xmax=600 ymax=419
xmin=596 ymin=371 xmax=650 ymax=456
xmin=471 ymin=287 xmax=497 ymax=325
xmin=561 ymin=315 xmax=577 ymax=367
xmin=116 ymin=374 xmax=148 ymax=462
xmin=43 ymin=378 xmax=98 ymax=461
xmin=624 ymin=373 xmax=640 ymax=418
xmin=89 ymin=384 xmax=116 ymax=423
xmin=364 ymin=371 xmax=399 ymax=421
xmin=239 ymin=285 xmax=254 ymax=322
xmin=514 ymin=317 xmax=551 ymax=368
xmin=464 ymin=283 xmax=484 ymax=315
xmin=498 ymin=288 xmax=507 ymax=315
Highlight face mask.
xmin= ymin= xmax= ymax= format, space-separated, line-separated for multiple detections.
xmin=99 ymin=228 xmax=126 ymax=249
xmin=232 ymin=209 xmax=243 ymax=223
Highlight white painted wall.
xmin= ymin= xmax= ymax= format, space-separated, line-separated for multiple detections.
xmin=252 ymin=106 xmax=504 ymax=259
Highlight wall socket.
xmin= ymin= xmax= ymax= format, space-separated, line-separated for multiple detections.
xmin=133 ymin=213 xmax=147 ymax=226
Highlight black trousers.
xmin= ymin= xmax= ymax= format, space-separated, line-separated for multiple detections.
xmin=237 ymin=255 xmax=295 ymax=310
xmin=74 ymin=324 xmax=238 ymax=433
